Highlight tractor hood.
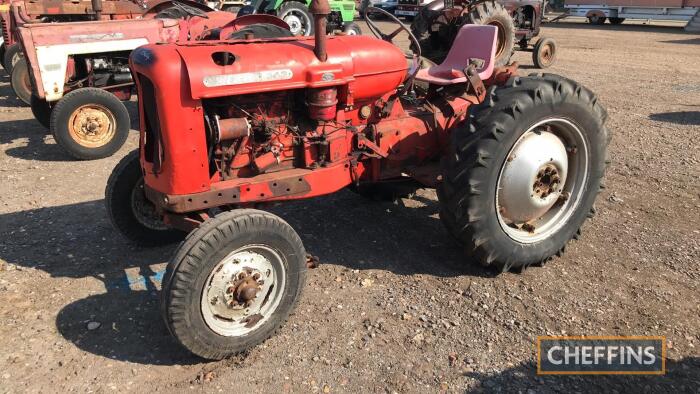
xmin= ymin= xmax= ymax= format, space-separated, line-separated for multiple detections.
xmin=130 ymin=35 xmax=408 ymax=101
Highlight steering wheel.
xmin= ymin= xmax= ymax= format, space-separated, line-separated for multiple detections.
xmin=173 ymin=1 xmax=209 ymax=19
xmin=364 ymin=7 xmax=421 ymax=90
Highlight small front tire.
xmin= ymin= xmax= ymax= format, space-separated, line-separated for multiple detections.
xmin=532 ymin=37 xmax=557 ymax=69
xmin=105 ymin=150 xmax=185 ymax=246
xmin=160 ymin=209 xmax=307 ymax=359
xmin=50 ymin=88 xmax=130 ymax=160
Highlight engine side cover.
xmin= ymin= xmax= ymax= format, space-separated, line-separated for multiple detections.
xmin=133 ymin=35 xmax=408 ymax=101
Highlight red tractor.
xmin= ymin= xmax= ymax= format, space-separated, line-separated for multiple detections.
xmin=106 ymin=0 xmax=609 ymax=359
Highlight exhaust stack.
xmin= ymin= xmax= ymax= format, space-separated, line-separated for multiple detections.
xmin=309 ymin=0 xmax=330 ymax=62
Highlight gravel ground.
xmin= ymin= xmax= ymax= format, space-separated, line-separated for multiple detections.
xmin=0 ymin=19 xmax=698 ymax=393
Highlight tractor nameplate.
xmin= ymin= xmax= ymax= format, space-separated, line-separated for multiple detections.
xmin=203 ymin=69 xmax=294 ymax=87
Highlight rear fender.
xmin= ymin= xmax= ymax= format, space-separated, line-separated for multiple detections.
xmin=218 ymin=14 xmax=290 ymax=38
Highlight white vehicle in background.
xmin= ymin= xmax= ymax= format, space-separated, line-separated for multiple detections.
xmin=564 ymin=0 xmax=700 ymax=31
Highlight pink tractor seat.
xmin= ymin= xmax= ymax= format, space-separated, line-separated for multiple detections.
xmin=415 ymin=24 xmax=498 ymax=86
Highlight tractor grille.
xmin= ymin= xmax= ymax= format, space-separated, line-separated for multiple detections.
xmin=137 ymin=74 xmax=163 ymax=170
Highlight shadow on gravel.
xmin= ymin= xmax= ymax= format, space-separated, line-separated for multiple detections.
xmin=544 ymin=22 xmax=689 ymax=35
xmin=466 ymin=357 xmax=700 ymax=393
xmin=649 ymin=111 xmax=700 ymax=126
xmin=0 ymin=119 xmax=75 ymax=161
xmin=0 ymin=190 xmax=491 ymax=364
xmin=660 ymin=37 xmax=700 ymax=45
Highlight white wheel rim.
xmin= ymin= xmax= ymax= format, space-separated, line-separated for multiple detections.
xmin=282 ymin=12 xmax=308 ymax=35
xmin=496 ymin=118 xmax=590 ymax=243
xmin=201 ymin=245 xmax=286 ymax=337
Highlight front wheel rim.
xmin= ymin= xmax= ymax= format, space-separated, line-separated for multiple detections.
xmin=130 ymin=178 xmax=168 ymax=231
xmin=201 ymin=245 xmax=286 ymax=337
xmin=496 ymin=118 xmax=590 ymax=244
xmin=67 ymin=104 xmax=117 ymax=148
xmin=282 ymin=12 xmax=309 ymax=35
xmin=540 ymin=43 xmax=554 ymax=64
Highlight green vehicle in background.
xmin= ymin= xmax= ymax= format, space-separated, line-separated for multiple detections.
xmin=238 ymin=0 xmax=360 ymax=35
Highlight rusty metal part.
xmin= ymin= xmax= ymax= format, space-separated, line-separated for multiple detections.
xmin=464 ymin=65 xmax=486 ymax=98
xmin=67 ymin=104 xmax=116 ymax=148
xmin=235 ymin=277 xmax=259 ymax=304
xmin=91 ymin=0 xmax=103 ymax=20
xmin=201 ymin=248 xmax=285 ymax=336
xmin=309 ymin=0 xmax=330 ymax=62
xmin=532 ymin=164 xmax=561 ymax=199
xmin=217 ymin=117 xmax=251 ymax=141
xmin=145 ymin=174 xmax=312 ymax=213
xmin=306 ymin=254 xmax=319 ymax=269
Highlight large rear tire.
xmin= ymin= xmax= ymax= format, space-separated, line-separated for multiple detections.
xmin=411 ymin=0 xmax=515 ymax=66
xmin=105 ymin=150 xmax=185 ymax=246
xmin=467 ymin=1 xmax=515 ymax=67
xmin=277 ymin=1 xmax=314 ymax=36
xmin=50 ymin=88 xmax=130 ymax=160
xmin=161 ymin=209 xmax=306 ymax=359
xmin=226 ymin=23 xmax=294 ymax=39
xmin=10 ymin=57 xmax=32 ymax=105
xmin=438 ymin=74 xmax=609 ymax=271
xmin=608 ymin=17 xmax=625 ymax=25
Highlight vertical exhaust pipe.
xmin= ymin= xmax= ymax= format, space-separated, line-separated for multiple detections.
xmin=309 ymin=0 xmax=330 ymax=62
xmin=91 ymin=0 xmax=103 ymax=20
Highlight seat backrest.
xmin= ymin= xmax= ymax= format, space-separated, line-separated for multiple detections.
xmin=440 ymin=24 xmax=498 ymax=80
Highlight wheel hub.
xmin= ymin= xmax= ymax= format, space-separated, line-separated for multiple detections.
xmin=498 ymin=130 xmax=568 ymax=224
xmin=68 ymin=105 xmax=116 ymax=148
xmin=283 ymin=14 xmax=303 ymax=35
xmin=533 ymin=163 xmax=561 ymax=199
xmin=202 ymin=248 xmax=284 ymax=336
xmin=496 ymin=118 xmax=589 ymax=244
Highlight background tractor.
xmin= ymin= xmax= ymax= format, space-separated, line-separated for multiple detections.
xmin=239 ymin=0 xmax=360 ymax=35
xmin=410 ymin=0 xmax=557 ymax=68
xmin=107 ymin=0 xmax=608 ymax=359
xmin=14 ymin=7 xmax=290 ymax=159
xmin=0 ymin=0 xmax=214 ymax=74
